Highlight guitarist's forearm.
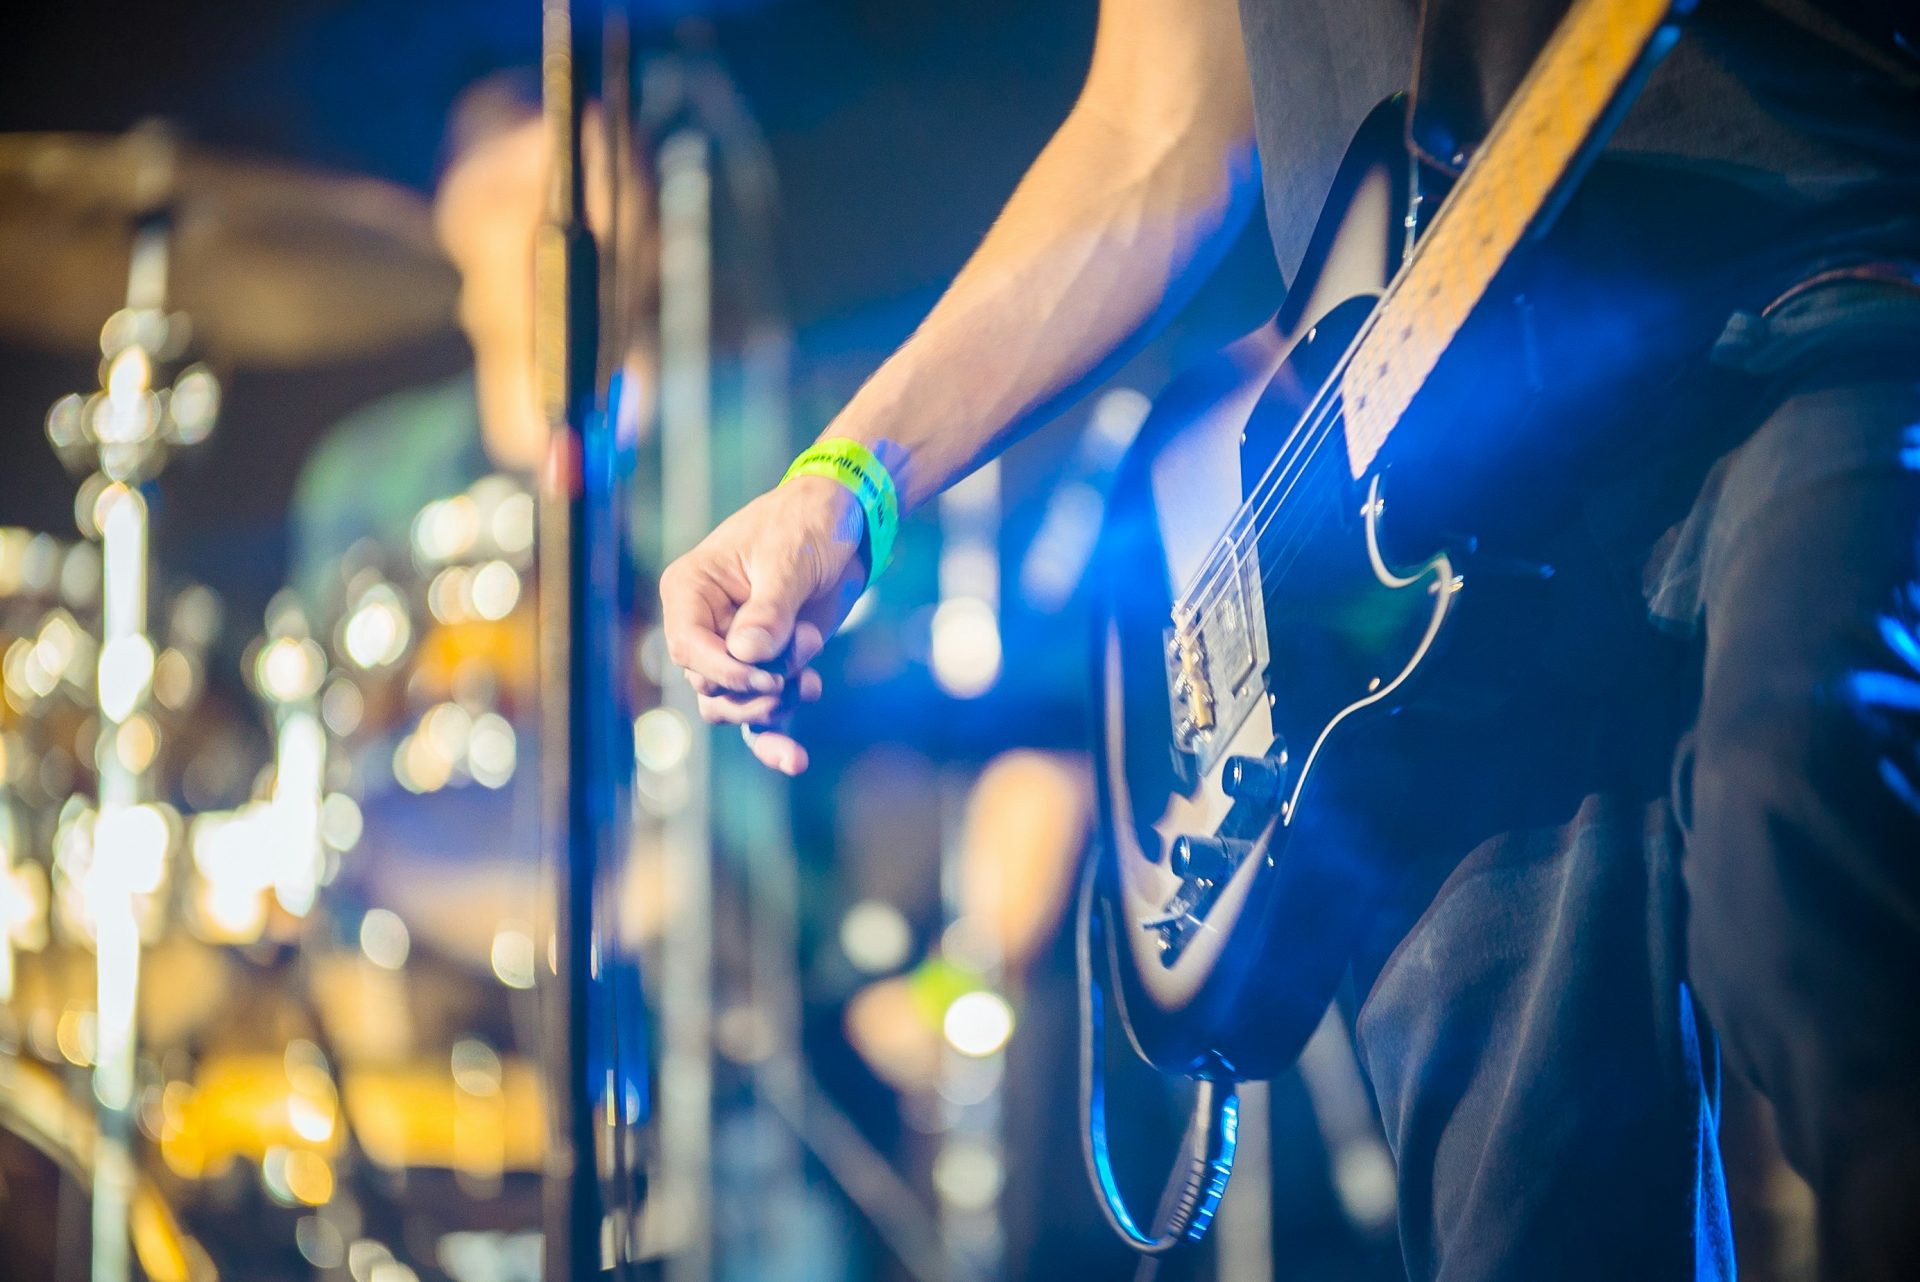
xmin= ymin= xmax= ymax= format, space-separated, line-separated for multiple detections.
xmin=818 ymin=0 xmax=1259 ymax=513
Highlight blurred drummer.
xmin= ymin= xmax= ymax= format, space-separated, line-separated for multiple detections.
xmin=290 ymin=70 xmax=654 ymax=608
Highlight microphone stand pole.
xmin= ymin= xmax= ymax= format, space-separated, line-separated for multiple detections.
xmin=537 ymin=0 xmax=629 ymax=1276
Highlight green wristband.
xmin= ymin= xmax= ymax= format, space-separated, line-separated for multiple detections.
xmin=782 ymin=439 xmax=899 ymax=591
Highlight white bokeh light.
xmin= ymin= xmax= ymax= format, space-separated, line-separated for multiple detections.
xmin=942 ymin=989 xmax=1015 ymax=1058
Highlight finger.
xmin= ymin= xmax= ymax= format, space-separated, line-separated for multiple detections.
xmin=785 ymin=566 xmax=867 ymax=668
xmin=726 ymin=581 xmax=809 ymax=667
xmin=696 ymin=688 xmax=804 ymax=727
xmin=727 ymin=545 xmax=847 ymax=666
xmin=693 ymin=666 xmax=819 ymax=705
xmin=680 ymin=627 xmax=783 ymax=695
xmin=660 ymin=571 xmax=783 ymax=695
xmin=789 ymin=621 xmax=826 ymax=672
xmin=743 ymin=726 xmax=809 ymax=776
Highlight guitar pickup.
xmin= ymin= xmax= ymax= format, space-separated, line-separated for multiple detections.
xmin=1165 ymin=547 xmax=1269 ymax=774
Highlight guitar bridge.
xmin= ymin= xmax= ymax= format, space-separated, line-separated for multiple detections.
xmin=1166 ymin=547 xmax=1269 ymax=774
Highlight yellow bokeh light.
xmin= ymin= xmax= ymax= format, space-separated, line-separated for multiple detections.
xmin=283 ymin=1149 xmax=334 ymax=1206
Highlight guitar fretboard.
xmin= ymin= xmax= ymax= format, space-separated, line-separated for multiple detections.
xmin=1340 ymin=0 xmax=1681 ymax=478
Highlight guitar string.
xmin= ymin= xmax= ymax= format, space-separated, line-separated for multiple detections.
xmin=1179 ymin=227 xmax=1451 ymax=626
xmin=1259 ymin=475 xmax=1344 ymax=600
xmin=1171 ymin=401 xmax=1338 ymax=627
xmin=1171 ymin=347 xmax=1352 ymax=617
xmin=1154 ymin=480 xmax=1344 ymax=735
xmin=1175 ymin=416 xmax=1342 ymax=653
xmin=1172 ymin=282 xmax=1401 ymax=626
xmin=1198 ymin=457 xmax=1343 ymax=626
xmin=1171 ymin=67 xmax=1513 ymax=624
xmin=1178 ymin=6 xmax=1622 ymax=624
xmin=1165 ymin=460 xmax=1353 ymax=735
xmin=1175 ymin=381 xmax=1349 ymax=628
xmin=1227 ymin=420 xmax=1346 ymax=599
xmin=1238 ymin=440 xmax=1346 ymax=610
xmin=1154 ymin=6 xmax=1658 ymax=750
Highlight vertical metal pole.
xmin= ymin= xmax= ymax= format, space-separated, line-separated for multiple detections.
xmin=655 ymin=127 xmax=715 ymax=1282
xmin=1297 ymin=1007 xmax=1398 ymax=1238
xmin=89 ymin=211 xmax=172 ymax=1282
xmin=930 ymin=467 xmax=1007 ymax=1282
xmin=733 ymin=322 xmax=812 ymax=1280
xmin=1213 ymin=1083 xmax=1274 ymax=1282
xmin=89 ymin=484 xmax=146 ymax=1282
xmin=931 ymin=772 xmax=1008 ymax=1282
xmin=644 ymin=55 xmax=799 ymax=1275
xmin=537 ymin=1 xmax=612 ymax=1277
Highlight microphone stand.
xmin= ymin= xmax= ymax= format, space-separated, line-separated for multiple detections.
xmin=537 ymin=1 xmax=639 ymax=1276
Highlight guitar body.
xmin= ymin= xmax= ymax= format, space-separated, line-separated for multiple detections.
xmin=1078 ymin=0 xmax=1697 ymax=1252
xmin=1093 ymin=104 xmax=1466 ymax=1077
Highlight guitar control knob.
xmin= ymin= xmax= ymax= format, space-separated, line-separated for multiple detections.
xmin=1168 ymin=834 xmax=1248 ymax=884
xmin=1221 ymin=750 xmax=1288 ymax=809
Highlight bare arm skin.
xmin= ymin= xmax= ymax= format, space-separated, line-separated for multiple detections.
xmin=658 ymin=0 xmax=1259 ymax=774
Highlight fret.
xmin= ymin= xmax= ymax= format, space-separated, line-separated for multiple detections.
xmin=1340 ymin=0 xmax=1678 ymax=478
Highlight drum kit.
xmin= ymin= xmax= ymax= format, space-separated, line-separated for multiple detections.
xmin=0 ymin=126 xmax=556 ymax=1282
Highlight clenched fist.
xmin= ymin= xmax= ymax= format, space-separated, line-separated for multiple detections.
xmin=657 ymin=474 xmax=872 ymax=775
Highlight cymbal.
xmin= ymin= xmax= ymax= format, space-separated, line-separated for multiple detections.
xmin=0 ymin=130 xmax=459 ymax=366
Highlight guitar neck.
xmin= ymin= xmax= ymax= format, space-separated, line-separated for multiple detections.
xmin=1339 ymin=0 xmax=1687 ymax=479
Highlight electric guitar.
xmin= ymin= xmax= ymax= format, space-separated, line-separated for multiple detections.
xmin=1091 ymin=0 xmax=1692 ymax=1089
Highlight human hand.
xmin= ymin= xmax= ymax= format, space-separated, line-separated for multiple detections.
xmin=658 ymin=475 xmax=870 ymax=774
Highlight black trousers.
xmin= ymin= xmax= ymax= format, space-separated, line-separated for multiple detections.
xmin=1350 ymin=279 xmax=1920 ymax=1280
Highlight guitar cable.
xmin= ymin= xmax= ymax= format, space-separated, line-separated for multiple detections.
xmin=1077 ymin=854 xmax=1241 ymax=1255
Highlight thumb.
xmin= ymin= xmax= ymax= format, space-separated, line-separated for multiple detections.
xmin=725 ymin=566 xmax=816 ymax=665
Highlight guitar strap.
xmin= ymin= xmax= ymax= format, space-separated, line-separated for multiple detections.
xmin=1407 ymin=0 xmax=1920 ymax=175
